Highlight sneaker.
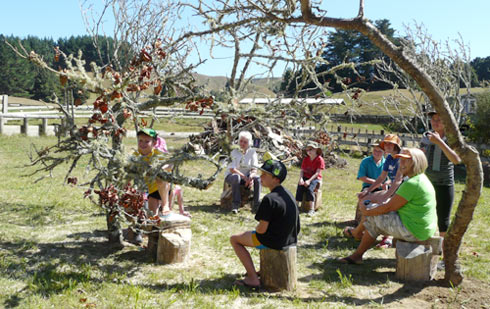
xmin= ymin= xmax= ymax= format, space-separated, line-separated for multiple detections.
xmin=231 ymin=209 xmax=239 ymax=214
xmin=307 ymin=209 xmax=315 ymax=217
xmin=133 ymin=232 xmax=143 ymax=245
xmin=437 ymin=260 xmax=445 ymax=270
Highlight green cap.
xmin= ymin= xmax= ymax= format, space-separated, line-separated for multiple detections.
xmin=137 ymin=128 xmax=157 ymax=138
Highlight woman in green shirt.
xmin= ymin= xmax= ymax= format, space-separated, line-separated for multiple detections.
xmin=339 ymin=148 xmax=437 ymax=265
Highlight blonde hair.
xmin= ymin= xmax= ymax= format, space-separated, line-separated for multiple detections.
xmin=403 ymin=148 xmax=428 ymax=176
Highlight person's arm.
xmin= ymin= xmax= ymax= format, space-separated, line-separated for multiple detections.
xmin=359 ymin=171 xmax=387 ymax=198
xmin=358 ymin=176 xmax=377 ymax=185
xmin=360 ymin=194 xmax=407 ymax=216
xmin=428 ymin=131 xmax=461 ymax=164
xmin=255 ymin=220 xmax=269 ymax=234
xmin=304 ymin=168 xmax=322 ymax=186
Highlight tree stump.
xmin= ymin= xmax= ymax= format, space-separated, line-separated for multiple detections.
xmin=219 ymin=181 xmax=253 ymax=210
xmin=300 ymin=182 xmax=322 ymax=212
xmin=157 ymin=228 xmax=192 ymax=264
xmin=395 ymin=237 xmax=442 ymax=282
xmin=144 ymin=213 xmax=192 ymax=264
xmin=259 ymin=246 xmax=297 ymax=291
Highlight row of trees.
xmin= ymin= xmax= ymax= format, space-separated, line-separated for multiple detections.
xmin=278 ymin=20 xmax=490 ymax=97
xmin=0 ymin=35 xmax=118 ymax=101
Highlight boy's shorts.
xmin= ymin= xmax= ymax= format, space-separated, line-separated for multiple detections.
xmin=251 ymin=231 xmax=268 ymax=249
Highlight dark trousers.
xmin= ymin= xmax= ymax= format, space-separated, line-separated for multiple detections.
xmin=434 ymin=184 xmax=454 ymax=233
xmin=295 ymin=177 xmax=319 ymax=202
xmin=225 ymin=173 xmax=261 ymax=210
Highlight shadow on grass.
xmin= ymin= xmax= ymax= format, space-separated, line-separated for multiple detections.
xmin=0 ymin=230 xmax=152 ymax=307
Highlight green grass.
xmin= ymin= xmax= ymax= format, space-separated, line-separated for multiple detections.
xmin=0 ymin=135 xmax=489 ymax=308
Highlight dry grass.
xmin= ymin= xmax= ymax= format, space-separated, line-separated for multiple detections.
xmin=0 ymin=135 xmax=489 ymax=308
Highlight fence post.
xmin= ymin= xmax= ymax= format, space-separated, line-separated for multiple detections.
xmin=21 ymin=117 xmax=29 ymax=135
xmin=1 ymin=95 xmax=7 ymax=114
xmin=40 ymin=118 xmax=48 ymax=136
xmin=0 ymin=115 xmax=3 ymax=135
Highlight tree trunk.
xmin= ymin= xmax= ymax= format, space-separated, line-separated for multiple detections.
xmin=298 ymin=2 xmax=484 ymax=285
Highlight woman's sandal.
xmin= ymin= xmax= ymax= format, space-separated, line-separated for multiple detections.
xmin=234 ymin=279 xmax=261 ymax=291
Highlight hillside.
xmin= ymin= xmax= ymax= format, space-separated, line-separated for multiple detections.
xmin=193 ymin=73 xmax=281 ymax=97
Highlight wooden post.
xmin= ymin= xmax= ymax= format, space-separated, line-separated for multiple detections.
xmin=0 ymin=115 xmax=4 ymax=135
xmin=39 ymin=118 xmax=48 ymax=136
xmin=260 ymin=246 xmax=297 ymax=291
xmin=220 ymin=181 xmax=253 ymax=211
xmin=1 ymin=95 xmax=8 ymax=114
xmin=21 ymin=117 xmax=29 ymax=135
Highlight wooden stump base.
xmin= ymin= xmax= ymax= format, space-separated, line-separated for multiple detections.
xmin=220 ymin=182 xmax=254 ymax=210
xmin=144 ymin=213 xmax=192 ymax=264
xmin=259 ymin=246 xmax=297 ymax=291
xmin=300 ymin=182 xmax=322 ymax=212
xmin=395 ymin=236 xmax=442 ymax=282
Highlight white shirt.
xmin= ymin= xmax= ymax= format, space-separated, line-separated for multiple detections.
xmin=225 ymin=147 xmax=258 ymax=177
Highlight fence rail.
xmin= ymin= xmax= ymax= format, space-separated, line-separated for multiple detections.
xmin=1 ymin=95 xmax=488 ymax=153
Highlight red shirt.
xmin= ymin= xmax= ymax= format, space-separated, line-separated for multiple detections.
xmin=301 ymin=155 xmax=325 ymax=179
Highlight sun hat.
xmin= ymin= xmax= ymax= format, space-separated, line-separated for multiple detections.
xmin=137 ymin=128 xmax=158 ymax=139
xmin=370 ymin=139 xmax=383 ymax=148
xmin=394 ymin=153 xmax=412 ymax=159
xmin=258 ymin=159 xmax=287 ymax=183
xmin=306 ymin=141 xmax=320 ymax=149
xmin=379 ymin=134 xmax=401 ymax=151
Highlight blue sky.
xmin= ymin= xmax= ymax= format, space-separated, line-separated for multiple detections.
xmin=1 ymin=0 xmax=488 ymax=77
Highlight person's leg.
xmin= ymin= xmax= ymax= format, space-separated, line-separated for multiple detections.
xmin=229 ymin=231 xmax=260 ymax=286
xmin=156 ymin=178 xmax=170 ymax=213
xmin=343 ymin=230 xmax=377 ymax=263
xmin=147 ymin=196 xmax=161 ymax=215
xmin=435 ymin=185 xmax=454 ymax=238
xmin=295 ymin=184 xmax=305 ymax=205
xmin=225 ymin=174 xmax=242 ymax=211
xmin=174 ymin=185 xmax=190 ymax=217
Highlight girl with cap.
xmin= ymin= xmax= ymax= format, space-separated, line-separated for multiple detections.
xmin=295 ymin=141 xmax=325 ymax=215
xmin=339 ymin=148 xmax=437 ymax=265
xmin=421 ymin=111 xmax=461 ymax=239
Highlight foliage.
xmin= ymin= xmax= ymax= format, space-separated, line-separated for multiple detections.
xmin=467 ymin=91 xmax=490 ymax=144
xmin=471 ymin=56 xmax=490 ymax=85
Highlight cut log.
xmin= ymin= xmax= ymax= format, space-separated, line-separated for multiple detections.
xmin=395 ymin=240 xmax=433 ymax=282
xmin=157 ymin=228 xmax=192 ymax=264
xmin=300 ymin=182 xmax=322 ymax=212
xmin=259 ymin=246 xmax=297 ymax=291
xmin=220 ymin=181 xmax=253 ymax=210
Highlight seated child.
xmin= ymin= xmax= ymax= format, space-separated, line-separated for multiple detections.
xmin=230 ymin=159 xmax=300 ymax=289
xmin=134 ymin=128 xmax=170 ymax=216
xmin=295 ymin=141 xmax=325 ymax=215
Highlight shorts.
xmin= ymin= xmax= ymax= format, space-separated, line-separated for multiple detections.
xmin=148 ymin=190 xmax=161 ymax=201
xmin=363 ymin=211 xmax=418 ymax=242
xmin=251 ymin=231 xmax=268 ymax=249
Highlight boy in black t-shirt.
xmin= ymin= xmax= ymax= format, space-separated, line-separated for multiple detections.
xmin=230 ymin=160 xmax=300 ymax=289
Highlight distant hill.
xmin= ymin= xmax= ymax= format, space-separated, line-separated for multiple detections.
xmin=193 ymin=73 xmax=281 ymax=98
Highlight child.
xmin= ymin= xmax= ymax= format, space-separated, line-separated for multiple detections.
xmin=230 ymin=159 xmax=300 ymax=289
xmin=348 ymin=134 xmax=403 ymax=247
xmin=135 ymin=128 xmax=171 ymax=216
xmin=154 ymin=135 xmax=191 ymax=217
xmin=295 ymin=141 xmax=325 ymax=215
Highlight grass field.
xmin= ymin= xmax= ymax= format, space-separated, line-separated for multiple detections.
xmin=0 ymin=135 xmax=489 ymax=308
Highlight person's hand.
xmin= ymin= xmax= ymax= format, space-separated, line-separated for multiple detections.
xmin=298 ymin=178 xmax=305 ymax=186
xmin=427 ymin=131 xmax=443 ymax=145
xmin=304 ymin=180 xmax=310 ymax=187
xmin=382 ymin=183 xmax=389 ymax=191
xmin=358 ymin=191 xmax=368 ymax=199
xmin=245 ymin=178 xmax=253 ymax=188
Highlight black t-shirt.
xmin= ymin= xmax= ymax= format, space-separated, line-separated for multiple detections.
xmin=254 ymin=185 xmax=301 ymax=250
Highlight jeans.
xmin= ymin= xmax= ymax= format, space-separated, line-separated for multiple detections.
xmin=295 ymin=177 xmax=319 ymax=202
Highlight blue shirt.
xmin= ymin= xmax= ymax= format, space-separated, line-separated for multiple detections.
xmin=357 ymin=155 xmax=385 ymax=189
xmin=383 ymin=154 xmax=400 ymax=183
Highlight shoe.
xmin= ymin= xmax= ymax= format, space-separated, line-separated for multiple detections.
xmin=307 ymin=209 xmax=315 ymax=216
xmin=338 ymin=257 xmax=363 ymax=265
xmin=437 ymin=260 xmax=445 ymax=270
xmin=231 ymin=209 xmax=239 ymax=214
xmin=375 ymin=236 xmax=393 ymax=249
